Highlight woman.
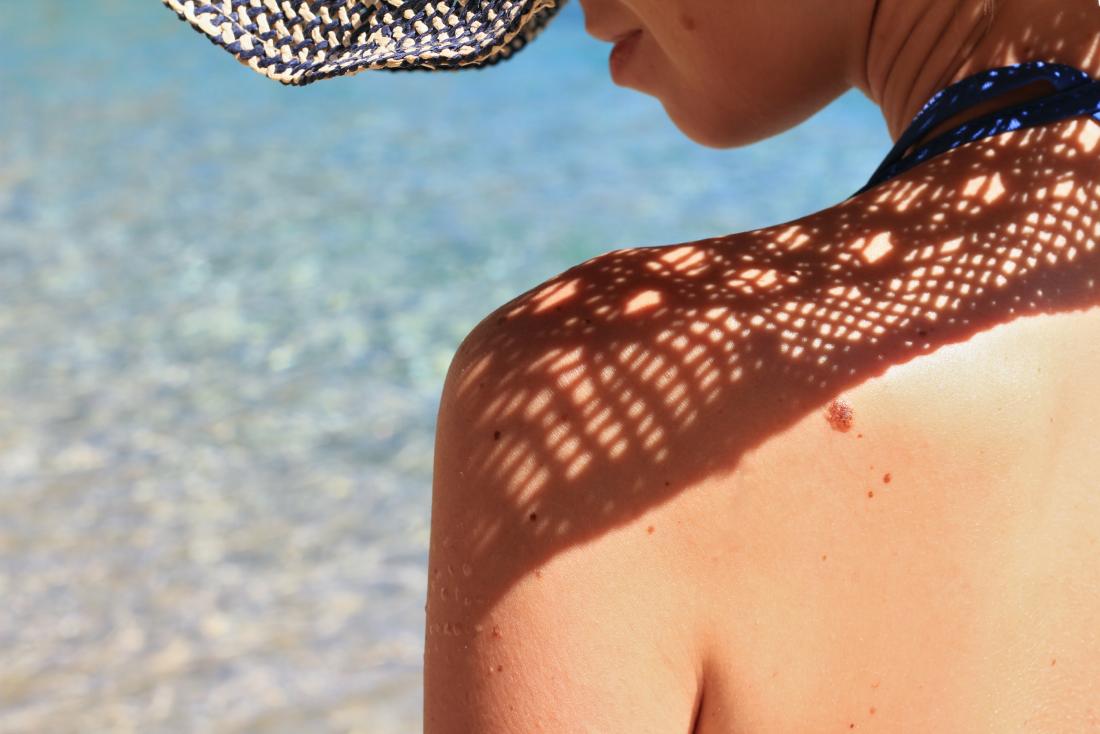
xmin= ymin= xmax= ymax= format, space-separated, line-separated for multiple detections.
xmin=426 ymin=0 xmax=1100 ymax=731
xmin=165 ymin=0 xmax=1100 ymax=730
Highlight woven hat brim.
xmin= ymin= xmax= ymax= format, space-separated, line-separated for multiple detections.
xmin=162 ymin=0 xmax=567 ymax=86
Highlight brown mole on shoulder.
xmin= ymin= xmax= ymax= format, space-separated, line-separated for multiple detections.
xmin=825 ymin=398 xmax=854 ymax=432
xmin=680 ymin=12 xmax=697 ymax=31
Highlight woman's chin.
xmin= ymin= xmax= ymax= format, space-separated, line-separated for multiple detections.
xmin=662 ymin=104 xmax=760 ymax=149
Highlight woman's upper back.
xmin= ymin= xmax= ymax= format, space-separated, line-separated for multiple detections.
xmin=425 ymin=108 xmax=1100 ymax=731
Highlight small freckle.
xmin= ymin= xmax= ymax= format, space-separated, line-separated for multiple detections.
xmin=493 ymin=430 xmax=501 ymax=440
xmin=868 ymin=490 xmax=874 ymax=498
xmin=492 ymin=625 xmax=502 ymax=638
xmin=821 ymin=554 xmax=827 ymax=561
xmin=871 ymin=680 xmax=880 ymax=689
xmin=647 ymin=525 xmax=655 ymax=534
xmin=529 ymin=512 xmax=538 ymax=522
xmin=857 ymin=433 xmax=863 ymax=438
xmin=850 ymin=724 xmax=855 ymax=729
xmin=497 ymin=664 xmax=504 ymax=672
xmin=883 ymin=472 xmax=892 ymax=483
xmin=869 ymin=707 xmax=876 ymax=715
xmin=664 ymin=480 xmax=670 ymax=486
xmin=1051 ymin=658 xmax=1056 ymax=666
xmin=680 ymin=11 xmax=697 ymax=30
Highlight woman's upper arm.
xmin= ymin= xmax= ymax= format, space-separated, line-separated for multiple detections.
xmin=424 ymin=315 xmax=703 ymax=733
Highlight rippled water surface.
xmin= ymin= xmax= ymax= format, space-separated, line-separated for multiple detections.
xmin=0 ymin=2 xmax=889 ymax=731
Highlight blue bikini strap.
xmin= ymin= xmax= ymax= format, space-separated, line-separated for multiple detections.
xmin=856 ymin=61 xmax=1100 ymax=196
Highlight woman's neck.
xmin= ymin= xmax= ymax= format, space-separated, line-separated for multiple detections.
xmin=856 ymin=0 xmax=1100 ymax=143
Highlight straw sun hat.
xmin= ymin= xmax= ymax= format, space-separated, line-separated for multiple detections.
xmin=162 ymin=0 xmax=567 ymax=85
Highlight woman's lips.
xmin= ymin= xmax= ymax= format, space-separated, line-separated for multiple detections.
xmin=609 ymin=29 xmax=642 ymax=83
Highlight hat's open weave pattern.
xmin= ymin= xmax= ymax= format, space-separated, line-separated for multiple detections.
xmin=162 ymin=0 xmax=566 ymax=85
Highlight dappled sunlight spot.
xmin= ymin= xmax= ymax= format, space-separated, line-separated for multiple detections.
xmin=861 ymin=231 xmax=895 ymax=264
xmin=896 ymin=182 xmax=929 ymax=212
xmin=1077 ymin=121 xmax=1100 ymax=152
xmin=624 ymin=289 xmax=663 ymax=315
xmin=523 ymin=388 xmax=553 ymax=420
xmin=659 ymin=245 xmax=706 ymax=272
xmin=507 ymin=454 xmax=547 ymax=499
xmin=653 ymin=365 xmax=679 ymax=391
xmin=638 ymin=353 xmax=668 ymax=382
xmin=1053 ymin=179 xmax=1076 ymax=199
xmin=940 ymin=236 xmax=964 ymax=254
xmin=642 ymin=426 xmax=666 ymax=450
xmin=756 ymin=269 xmax=778 ymax=288
xmin=555 ymin=362 xmax=586 ymax=390
xmin=571 ymin=377 xmax=596 ymax=403
xmin=617 ymin=342 xmax=641 ymax=365
xmin=597 ymin=422 xmax=622 ymax=446
xmin=963 ymin=175 xmax=987 ymax=198
xmin=555 ymin=435 xmax=581 ymax=463
xmin=455 ymin=350 xmax=494 ymax=397
xmin=663 ymin=382 xmax=688 ymax=408
xmin=564 ymin=452 xmax=593 ymax=480
xmin=496 ymin=442 xmax=529 ymax=483
xmin=513 ymin=467 xmax=550 ymax=506
xmin=544 ymin=419 xmax=570 ymax=447
xmin=544 ymin=346 xmax=583 ymax=374
xmin=984 ymin=173 xmax=1007 ymax=204
xmin=497 ymin=388 xmax=532 ymax=421
xmin=608 ymin=438 xmax=629 ymax=460
xmin=774 ymin=224 xmax=812 ymax=251
xmin=531 ymin=277 xmax=582 ymax=314
xmin=683 ymin=344 xmax=707 ymax=366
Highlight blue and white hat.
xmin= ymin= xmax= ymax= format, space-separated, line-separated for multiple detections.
xmin=162 ymin=0 xmax=567 ymax=85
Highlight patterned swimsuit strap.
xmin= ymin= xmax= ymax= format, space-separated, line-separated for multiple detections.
xmin=855 ymin=61 xmax=1100 ymax=197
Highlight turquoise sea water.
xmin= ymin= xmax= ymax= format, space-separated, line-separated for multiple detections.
xmin=0 ymin=2 xmax=890 ymax=732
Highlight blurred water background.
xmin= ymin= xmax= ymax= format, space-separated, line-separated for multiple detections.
xmin=0 ymin=1 xmax=891 ymax=732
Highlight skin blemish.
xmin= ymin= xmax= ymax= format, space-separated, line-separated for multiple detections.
xmin=822 ymin=554 xmax=827 ymax=561
xmin=826 ymin=398 xmax=855 ymax=432
xmin=1051 ymin=658 xmax=1056 ymax=666
xmin=493 ymin=430 xmax=501 ymax=441
xmin=529 ymin=512 xmax=538 ymax=522
xmin=492 ymin=625 xmax=502 ymax=639
xmin=647 ymin=525 xmax=655 ymax=535
xmin=883 ymin=472 xmax=892 ymax=484
xmin=857 ymin=433 xmax=863 ymax=438
xmin=680 ymin=11 xmax=697 ymax=31
xmin=497 ymin=664 xmax=504 ymax=672
xmin=870 ymin=707 xmax=876 ymax=715
xmin=867 ymin=490 xmax=874 ymax=498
